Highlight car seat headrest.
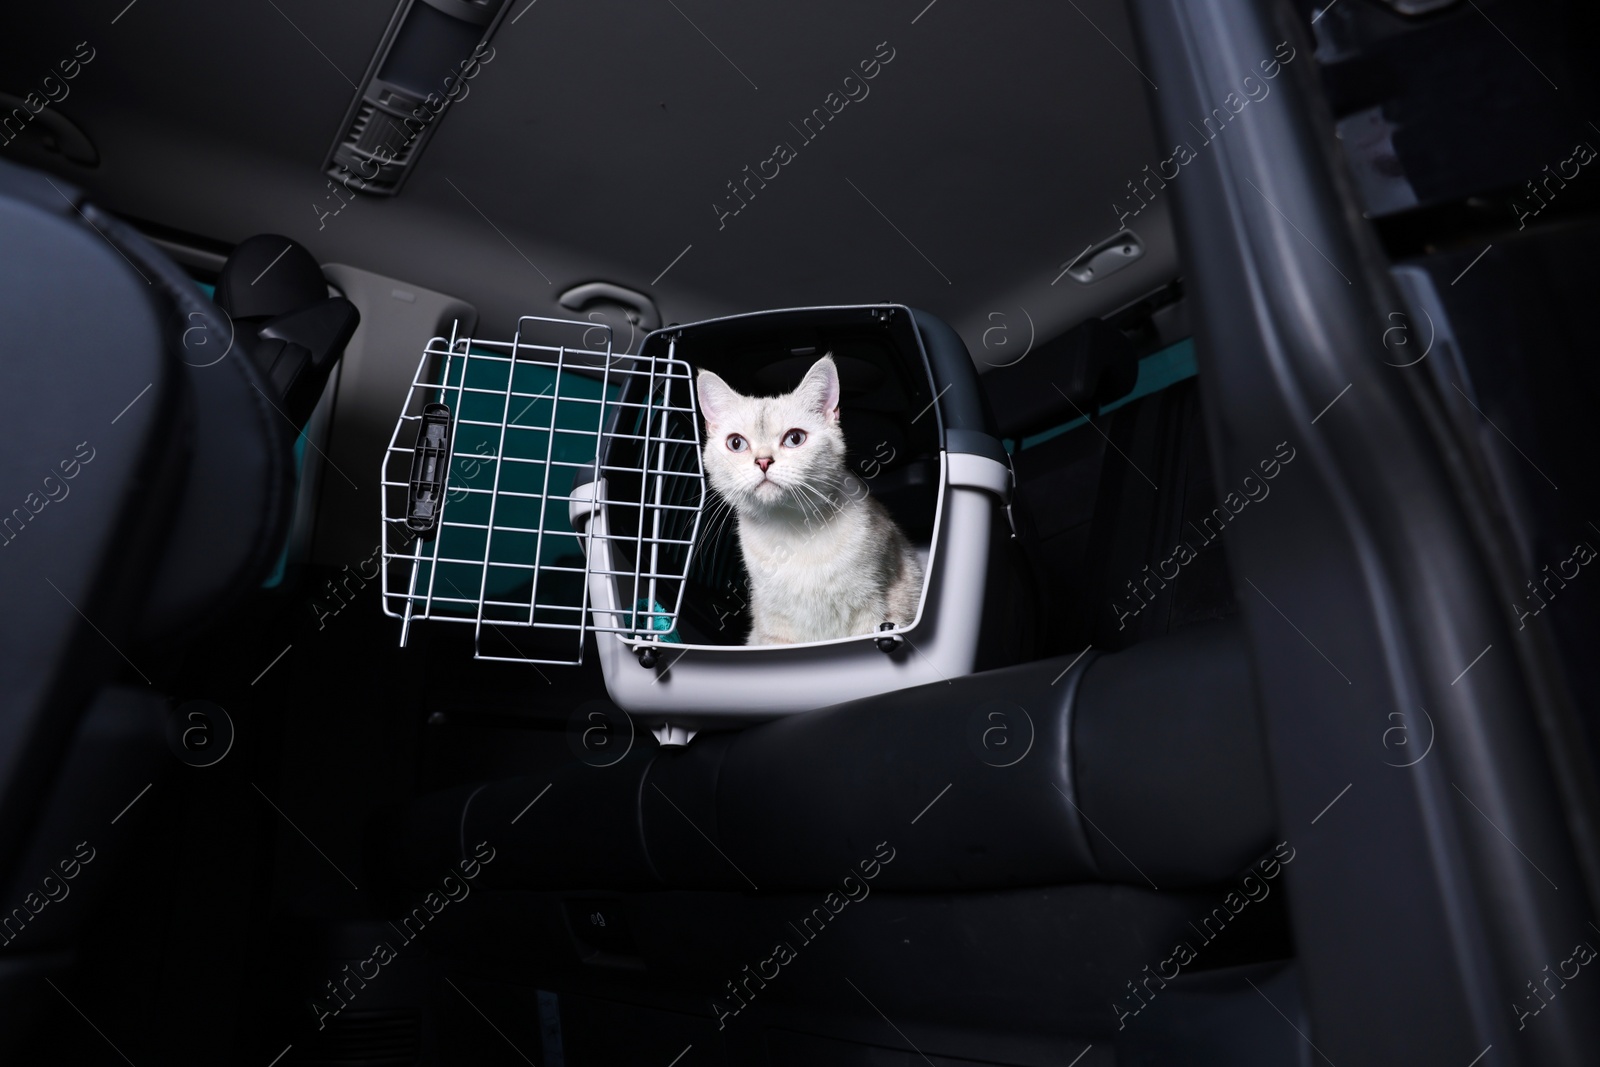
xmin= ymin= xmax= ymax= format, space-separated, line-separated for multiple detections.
xmin=213 ymin=234 xmax=327 ymax=322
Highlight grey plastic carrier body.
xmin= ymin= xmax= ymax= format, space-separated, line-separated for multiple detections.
xmin=381 ymin=305 xmax=1025 ymax=730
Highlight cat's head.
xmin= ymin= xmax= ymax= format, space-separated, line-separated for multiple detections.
xmin=696 ymin=355 xmax=847 ymax=516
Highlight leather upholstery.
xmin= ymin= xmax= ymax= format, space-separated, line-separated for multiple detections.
xmin=375 ymin=621 xmax=1275 ymax=893
xmin=0 ymin=160 xmax=186 ymax=885
xmin=0 ymin=158 xmax=298 ymax=888
xmin=75 ymin=206 xmax=298 ymax=641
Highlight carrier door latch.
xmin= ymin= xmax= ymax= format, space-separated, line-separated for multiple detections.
xmin=405 ymin=403 xmax=453 ymax=537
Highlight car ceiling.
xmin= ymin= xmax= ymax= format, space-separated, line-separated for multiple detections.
xmin=1 ymin=0 xmax=1177 ymax=363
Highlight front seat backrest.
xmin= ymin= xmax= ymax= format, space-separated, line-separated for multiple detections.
xmin=0 ymin=157 xmax=297 ymax=890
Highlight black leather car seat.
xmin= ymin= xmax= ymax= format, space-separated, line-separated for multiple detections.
xmin=0 ymin=155 xmax=352 ymax=943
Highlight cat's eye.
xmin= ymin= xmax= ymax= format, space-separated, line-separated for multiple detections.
xmin=725 ymin=434 xmax=748 ymax=452
xmin=782 ymin=429 xmax=808 ymax=448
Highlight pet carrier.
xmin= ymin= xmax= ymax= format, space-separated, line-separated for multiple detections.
xmin=381 ymin=305 xmax=1024 ymax=729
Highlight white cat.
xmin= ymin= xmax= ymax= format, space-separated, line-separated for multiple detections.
xmin=695 ymin=355 xmax=924 ymax=645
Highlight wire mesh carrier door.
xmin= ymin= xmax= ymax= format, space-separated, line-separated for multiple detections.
xmin=380 ymin=316 xmax=705 ymax=665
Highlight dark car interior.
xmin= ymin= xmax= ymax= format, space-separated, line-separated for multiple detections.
xmin=3 ymin=1 xmax=1600 ymax=1064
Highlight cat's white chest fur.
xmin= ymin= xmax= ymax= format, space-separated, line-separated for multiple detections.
xmin=737 ymin=492 xmax=894 ymax=644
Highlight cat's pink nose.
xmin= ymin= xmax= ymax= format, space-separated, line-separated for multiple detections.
xmin=754 ymin=456 xmax=772 ymax=473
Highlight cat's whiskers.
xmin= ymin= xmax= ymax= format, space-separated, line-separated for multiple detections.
xmin=797 ymin=491 xmax=831 ymax=533
xmin=791 ymin=480 xmax=844 ymax=526
xmin=695 ymin=498 xmax=725 ymax=546
xmin=785 ymin=473 xmax=835 ymax=516
xmin=787 ymin=487 xmax=826 ymax=531
xmin=697 ymin=495 xmax=738 ymax=559
xmin=778 ymin=483 xmax=821 ymax=530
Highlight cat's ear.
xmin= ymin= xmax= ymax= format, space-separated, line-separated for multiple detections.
xmin=798 ymin=355 xmax=841 ymax=422
xmin=696 ymin=369 xmax=737 ymax=428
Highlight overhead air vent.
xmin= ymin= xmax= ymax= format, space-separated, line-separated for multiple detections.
xmin=324 ymin=0 xmax=512 ymax=197
xmin=288 ymin=1008 xmax=420 ymax=1065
